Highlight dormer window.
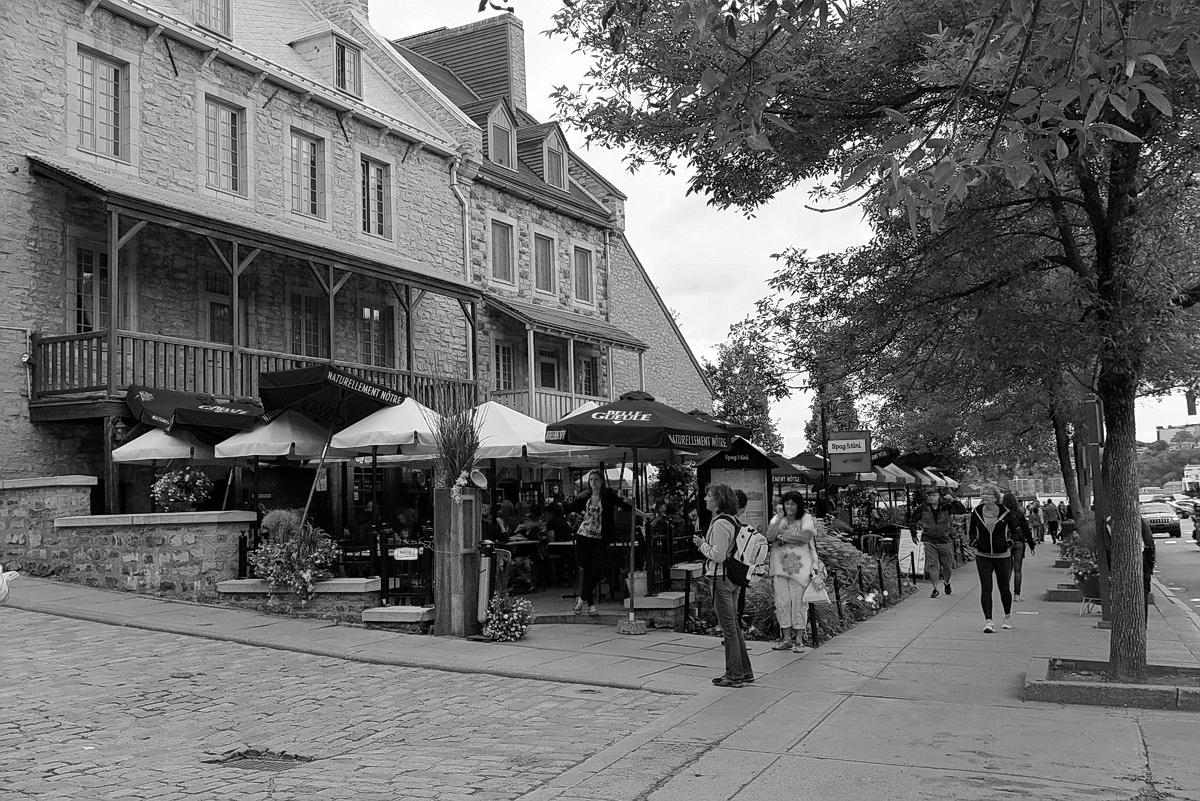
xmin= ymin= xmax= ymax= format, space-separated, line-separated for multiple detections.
xmin=335 ymin=40 xmax=361 ymax=97
xmin=195 ymin=0 xmax=232 ymax=38
xmin=545 ymin=140 xmax=566 ymax=189
xmin=491 ymin=121 xmax=514 ymax=169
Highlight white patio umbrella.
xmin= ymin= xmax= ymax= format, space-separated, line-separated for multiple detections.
xmin=113 ymin=428 xmax=219 ymax=463
xmin=329 ymin=397 xmax=441 ymax=452
xmin=214 ymin=409 xmax=354 ymax=460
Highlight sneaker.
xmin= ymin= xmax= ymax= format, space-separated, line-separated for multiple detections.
xmin=930 ymin=588 xmax=940 ymax=598
xmin=741 ymin=675 xmax=756 ymax=684
xmin=1014 ymin=594 xmax=1023 ymax=602
xmin=792 ymin=643 xmax=805 ymax=654
xmin=588 ymin=605 xmax=599 ymax=617
xmin=572 ymin=598 xmax=585 ymax=616
xmin=711 ymin=676 xmax=744 ymax=688
xmin=771 ymin=640 xmax=794 ymax=651
xmin=944 ymin=583 xmax=952 ymax=595
xmin=1002 ymin=615 xmax=1013 ymax=630
xmin=983 ymin=620 xmax=995 ymax=634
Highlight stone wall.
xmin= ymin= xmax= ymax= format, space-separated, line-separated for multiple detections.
xmin=0 ymin=476 xmax=96 ymax=569
xmin=25 ymin=511 xmax=255 ymax=600
xmin=217 ymin=577 xmax=386 ymax=625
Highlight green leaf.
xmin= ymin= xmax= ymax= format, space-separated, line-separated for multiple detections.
xmin=1140 ymin=84 xmax=1173 ymax=117
xmin=1056 ymin=137 xmax=1069 ymax=160
xmin=1142 ymin=54 xmax=1169 ymax=75
xmin=1090 ymin=123 xmax=1144 ymax=144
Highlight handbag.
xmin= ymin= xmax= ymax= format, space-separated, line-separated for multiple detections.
xmin=803 ymin=539 xmax=830 ymax=603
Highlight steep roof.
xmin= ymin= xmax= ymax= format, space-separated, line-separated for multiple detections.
xmin=391 ymin=44 xmax=481 ymax=108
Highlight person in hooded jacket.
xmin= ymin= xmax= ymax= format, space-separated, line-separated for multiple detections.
xmin=970 ymin=486 xmax=1025 ymax=633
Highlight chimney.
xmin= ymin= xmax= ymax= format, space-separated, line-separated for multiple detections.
xmin=401 ymin=14 xmax=527 ymax=112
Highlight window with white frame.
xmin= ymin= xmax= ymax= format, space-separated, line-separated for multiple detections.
xmin=360 ymin=304 xmax=394 ymax=368
xmin=490 ymin=121 xmax=514 ymax=169
xmin=491 ymin=220 xmax=514 ymax=283
xmin=495 ymin=342 xmax=514 ymax=391
xmin=577 ymin=355 xmax=599 ymax=397
xmin=77 ymin=50 xmax=124 ymax=159
xmin=290 ymin=289 xmax=329 ymax=358
xmin=335 ymin=40 xmax=361 ymax=97
xmin=196 ymin=0 xmax=232 ymax=38
xmin=204 ymin=98 xmax=245 ymax=194
xmin=361 ymin=157 xmax=390 ymax=237
xmin=74 ymin=246 xmax=109 ymax=333
xmin=290 ymin=131 xmax=325 ymax=218
xmin=537 ymin=349 xmax=559 ymax=390
xmin=533 ymin=233 xmax=555 ymax=293
xmin=544 ymin=140 xmax=566 ymax=189
xmin=573 ymin=246 xmax=594 ymax=304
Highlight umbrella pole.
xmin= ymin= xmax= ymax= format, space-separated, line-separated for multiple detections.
xmin=301 ymin=442 xmax=329 ymax=524
xmin=629 ymin=447 xmax=638 ymax=623
xmin=372 ymin=446 xmax=380 ymax=530
xmin=221 ymin=464 xmax=234 ymax=511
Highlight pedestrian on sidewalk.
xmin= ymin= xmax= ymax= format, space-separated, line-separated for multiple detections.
xmin=564 ymin=469 xmax=635 ymax=617
xmin=694 ymin=483 xmax=753 ymax=687
xmin=915 ymin=488 xmax=955 ymax=598
xmin=969 ymin=487 xmax=1023 ymax=633
xmin=765 ymin=490 xmax=818 ymax=654
xmin=1026 ymin=500 xmax=1045 ymax=543
xmin=1001 ymin=491 xmax=1037 ymax=602
xmin=1043 ymin=499 xmax=1060 ymax=543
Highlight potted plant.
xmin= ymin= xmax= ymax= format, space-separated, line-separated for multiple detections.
xmin=482 ymin=594 xmax=535 ymax=641
xmin=248 ymin=508 xmax=339 ymax=604
xmin=151 ymin=467 xmax=213 ymax=512
xmin=1069 ymin=546 xmax=1101 ymax=597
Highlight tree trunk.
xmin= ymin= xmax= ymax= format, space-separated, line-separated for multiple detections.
xmin=1098 ymin=371 xmax=1146 ymax=682
xmin=1050 ymin=404 xmax=1080 ymax=510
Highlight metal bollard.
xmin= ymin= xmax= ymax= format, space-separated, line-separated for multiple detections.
xmin=877 ymin=557 xmax=888 ymax=606
xmin=809 ymin=603 xmax=820 ymax=647
xmin=909 ymin=552 xmax=916 ymax=583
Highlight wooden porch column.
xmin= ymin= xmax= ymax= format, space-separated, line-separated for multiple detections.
xmin=607 ymin=345 xmax=614 ymax=400
xmin=638 ymin=351 xmax=646 ymax=391
xmin=526 ymin=326 xmax=536 ymax=415
xmin=567 ymin=337 xmax=575 ymax=404
xmin=103 ymin=415 xmax=119 ymax=514
xmin=106 ymin=210 xmax=119 ymax=399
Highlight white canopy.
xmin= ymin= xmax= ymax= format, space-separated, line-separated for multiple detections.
xmin=113 ymin=428 xmax=219 ymax=463
xmin=875 ymin=463 xmax=914 ymax=484
xmin=329 ymin=397 xmax=441 ymax=452
xmin=928 ymin=468 xmax=959 ymax=488
xmin=214 ymin=409 xmax=353 ymax=460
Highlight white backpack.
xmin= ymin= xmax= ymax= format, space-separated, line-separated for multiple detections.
xmin=0 ymin=563 xmax=18 ymax=605
xmin=733 ymin=517 xmax=770 ymax=570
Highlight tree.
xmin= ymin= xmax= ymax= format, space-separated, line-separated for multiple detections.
xmin=802 ymin=378 xmax=860 ymax=453
xmin=701 ymin=319 xmax=788 ymax=452
xmin=550 ymin=0 xmax=1200 ymax=681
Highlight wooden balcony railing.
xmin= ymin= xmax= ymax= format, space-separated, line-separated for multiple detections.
xmin=30 ymin=331 xmax=478 ymax=412
xmin=490 ymin=388 xmax=608 ymax=424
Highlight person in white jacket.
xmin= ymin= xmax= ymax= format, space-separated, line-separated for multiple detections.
xmin=766 ymin=491 xmax=818 ymax=654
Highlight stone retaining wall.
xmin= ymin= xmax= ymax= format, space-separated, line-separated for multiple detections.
xmin=217 ymin=578 xmax=385 ymax=624
xmin=1 ymin=476 xmax=96 ymax=570
xmin=30 ymin=511 xmax=255 ymax=600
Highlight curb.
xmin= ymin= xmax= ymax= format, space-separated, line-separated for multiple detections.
xmin=1023 ymin=656 xmax=1200 ymax=711
xmin=6 ymin=594 xmax=692 ymax=696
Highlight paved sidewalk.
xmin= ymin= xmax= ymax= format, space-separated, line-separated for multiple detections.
xmin=7 ymin=553 xmax=1200 ymax=799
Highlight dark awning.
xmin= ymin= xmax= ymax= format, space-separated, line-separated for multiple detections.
xmin=125 ymin=385 xmax=263 ymax=431
xmin=484 ymin=294 xmax=648 ymax=351
xmin=258 ymin=365 xmax=406 ymax=429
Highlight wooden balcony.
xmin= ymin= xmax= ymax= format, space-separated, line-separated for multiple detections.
xmin=490 ymin=388 xmax=607 ymax=424
xmin=30 ymin=330 xmax=478 ymax=413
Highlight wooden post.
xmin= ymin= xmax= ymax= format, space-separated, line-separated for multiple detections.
xmin=434 ymin=486 xmax=481 ymax=636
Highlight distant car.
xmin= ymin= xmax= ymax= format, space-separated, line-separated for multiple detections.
xmin=1140 ymin=502 xmax=1182 ymax=537
xmin=1175 ymin=498 xmax=1198 ymax=516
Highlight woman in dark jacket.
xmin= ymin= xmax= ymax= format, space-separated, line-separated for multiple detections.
xmin=563 ymin=469 xmax=633 ymax=616
xmin=969 ymin=487 xmax=1025 ymax=633
xmin=1001 ymin=491 xmax=1037 ymax=602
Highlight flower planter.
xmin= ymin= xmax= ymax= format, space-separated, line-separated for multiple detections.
xmin=1076 ymin=575 xmax=1101 ymax=598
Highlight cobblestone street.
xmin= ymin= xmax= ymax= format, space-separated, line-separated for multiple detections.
xmin=0 ymin=610 xmax=684 ymax=801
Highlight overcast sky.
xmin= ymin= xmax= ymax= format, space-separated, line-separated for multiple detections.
xmin=372 ymin=1 xmax=1193 ymax=450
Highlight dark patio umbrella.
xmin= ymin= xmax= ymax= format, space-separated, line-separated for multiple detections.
xmin=688 ymin=409 xmax=752 ymax=439
xmin=126 ymin=385 xmax=262 ymax=431
xmin=546 ymin=391 xmax=731 ymax=625
xmin=259 ymin=365 xmax=407 ymax=525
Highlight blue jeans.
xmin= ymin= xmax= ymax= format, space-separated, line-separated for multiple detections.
xmin=713 ymin=575 xmax=752 ymax=680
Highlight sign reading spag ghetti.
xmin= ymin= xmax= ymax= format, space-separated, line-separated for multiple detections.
xmin=827 ymin=430 xmax=872 ymax=474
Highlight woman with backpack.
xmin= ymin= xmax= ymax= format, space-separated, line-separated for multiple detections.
xmin=766 ymin=490 xmax=818 ymax=654
xmin=693 ymin=483 xmax=754 ymax=687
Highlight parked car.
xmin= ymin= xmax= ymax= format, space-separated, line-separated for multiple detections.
xmin=1140 ymin=502 xmax=1183 ymax=537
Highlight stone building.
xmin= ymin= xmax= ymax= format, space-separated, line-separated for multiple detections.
xmin=395 ymin=14 xmax=712 ymax=424
xmin=0 ymin=0 xmax=712 ymax=517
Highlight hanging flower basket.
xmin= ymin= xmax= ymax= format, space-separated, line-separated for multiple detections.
xmin=151 ymin=467 xmax=213 ymax=512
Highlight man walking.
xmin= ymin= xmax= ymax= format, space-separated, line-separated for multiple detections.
xmin=1042 ymin=499 xmax=1060 ymax=543
xmin=916 ymin=490 xmax=955 ymax=597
